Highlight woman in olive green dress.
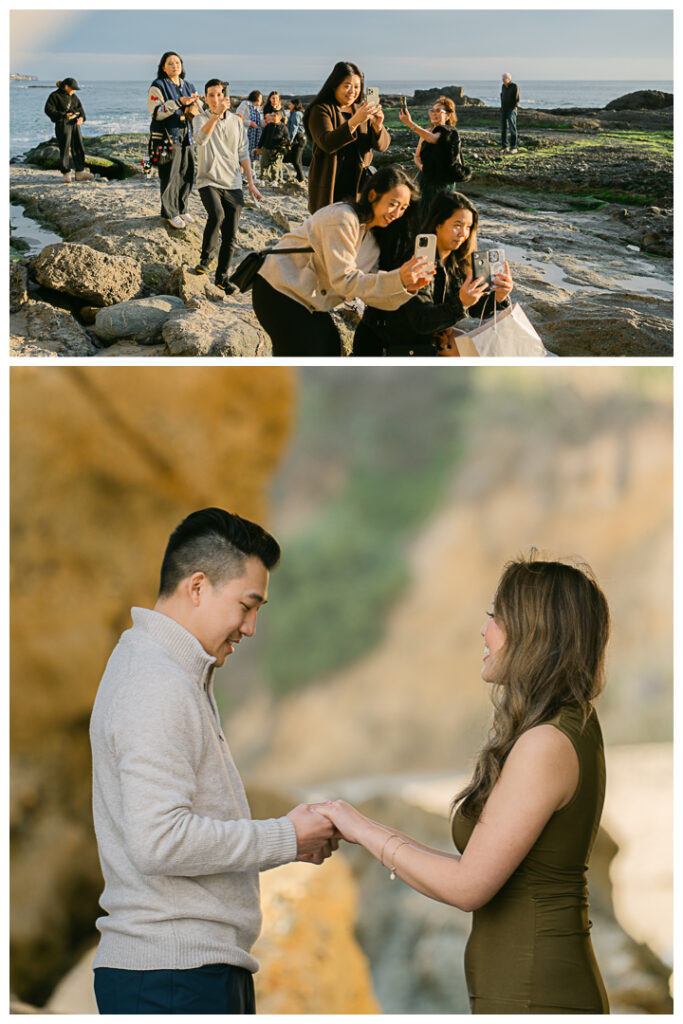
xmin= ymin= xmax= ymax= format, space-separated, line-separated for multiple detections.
xmin=318 ymin=554 xmax=611 ymax=1014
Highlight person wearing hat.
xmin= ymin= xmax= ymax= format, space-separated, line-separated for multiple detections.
xmin=44 ymin=78 xmax=94 ymax=183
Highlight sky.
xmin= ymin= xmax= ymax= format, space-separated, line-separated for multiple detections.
xmin=9 ymin=8 xmax=673 ymax=82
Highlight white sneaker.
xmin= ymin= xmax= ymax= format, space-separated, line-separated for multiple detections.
xmin=510 ymin=148 xmax=518 ymax=154
xmin=180 ymin=212 xmax=196 ymax=224
xmin=167 ymin=215 xmax=186 ymax=229
xmin=62 ymin=172 xmax=73 ymax=183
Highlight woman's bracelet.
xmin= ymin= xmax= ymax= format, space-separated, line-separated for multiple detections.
xmin=388 ymin=839 xmax=409 ymax=880
xmin=379 ymin=833 xmax=409 ymax=880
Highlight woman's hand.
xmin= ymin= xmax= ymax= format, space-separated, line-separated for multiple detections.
xmin=492 ymin=259 xmax=514 ymax=303
xmin=369 ymin=105 xmax=384 ymax=131
xmin=459 ymin=269 xmax=489 ymax=310
xmin=179 ymin=93 xmax=200 ymax=107
xmin=398 ymin=107 xmax=414 ymax=129
xmin=313 ymin=800 xmax=369 ymax=845
xmin=348 ymin=102 xmax=376 ymax=130
xmin=400 ymin=255 xmax=435 ymax=292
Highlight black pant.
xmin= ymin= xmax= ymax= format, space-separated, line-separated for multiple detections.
xmin=94 ymin=964 xmax=255 ymax=1014
xmin=158 ymin=130 xmax=195 ymax=219
xmin=252 ymin=273 xmax=342 ymax=357
xmin=287 ymin=137 xmax=306 ymax=181
xmin=199 ymin=186 xmax=244 ymax=284
xmin=55 ymin=120 xmax=86 ymax=174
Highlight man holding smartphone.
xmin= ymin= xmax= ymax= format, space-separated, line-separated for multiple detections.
xmin=500 ymin=73 xmax=520 ymax=153
xmin=193 ymin=80 xmax=262 ymax=293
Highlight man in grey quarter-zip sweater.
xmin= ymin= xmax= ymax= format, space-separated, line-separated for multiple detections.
xmin=90 ymin=508 xmax=337 ymax=1014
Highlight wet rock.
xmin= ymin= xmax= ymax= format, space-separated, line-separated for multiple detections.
xmin=162 ymin=300 xmax=270 ymax=356
xmin=10 ymin=300 xmax=97 ymax=356
xmin=605 ymin=90 xmax=673 ymax=111
xmin=94 ymin=295 xmax=185 ymax=345
xmin=532 ymin=293 xmax=672 ymax=357
xmin=10 ymin=262 xmax=29 ymax=311
xmin=31 ymin=242 xmax=143 ymax=306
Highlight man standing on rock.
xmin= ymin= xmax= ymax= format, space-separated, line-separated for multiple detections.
xmin=90 ymin=507 xmax=337 ymax=1014
xmin=192 ymin=80 xmax=263 ymax=293
xmin=500 ymin=73 xmax=520 ymax=154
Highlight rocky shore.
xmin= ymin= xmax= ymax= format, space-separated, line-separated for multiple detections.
xmin=9 ymin=90 xmax=672 ymax=357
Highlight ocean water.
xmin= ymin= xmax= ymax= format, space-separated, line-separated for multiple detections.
xmin=10 ymin=78 xmax=672 ymax=159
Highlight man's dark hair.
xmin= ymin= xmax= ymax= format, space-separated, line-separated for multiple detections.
xmin=248 ymin=89 xmax=262 ymax=103
xmin=158 ymin=508 xmax=280 ymax=597
xmin=204 ymin=78 xmax=227 ymax=94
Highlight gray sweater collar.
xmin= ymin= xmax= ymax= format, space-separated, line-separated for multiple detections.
xmin=131 ymin=607 xmax=216 ymax=684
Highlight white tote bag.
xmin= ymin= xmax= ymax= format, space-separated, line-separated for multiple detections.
xmin=455 ymin=302 xmax=549 ymax=357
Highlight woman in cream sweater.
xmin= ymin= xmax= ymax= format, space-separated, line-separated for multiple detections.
xmin=252 ymin=165 xmax=435 ymax=357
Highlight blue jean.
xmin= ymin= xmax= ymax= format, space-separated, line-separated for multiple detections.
xmin=501 ymin=108 xmax=518 ymax=149
xmin=93 ymin=963 xmax=256 ymax=1014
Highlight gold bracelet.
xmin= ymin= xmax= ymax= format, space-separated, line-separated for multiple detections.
xmin=389 ymin=839 xmax=409 ymax=880
xmin=380 ymin=832 xmax=400 ymax=869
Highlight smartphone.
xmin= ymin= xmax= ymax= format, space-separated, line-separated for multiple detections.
xmin=400 ymin=95 xmax=408 ymax=112
xmin=366 ymin=86 xmax=380 ymax=106
xmin=472 ymin=248 xmax=505 ymax=289
xmin=414 ymin=233 xmax=437 ymax=265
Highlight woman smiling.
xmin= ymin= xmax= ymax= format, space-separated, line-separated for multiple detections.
xmin=303 ymin=61 xmax=390 ymax=213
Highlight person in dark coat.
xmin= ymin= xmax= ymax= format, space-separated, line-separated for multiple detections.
xmin=303 ymin=61 xmax=390 ymax=214
xmin=147 ymin=51 xmax=200 ymax=229
xmin=500 ymin=73 xmax=520 ymax=153
xmin=44 ymin=78 xmax=93 ymax=183
xmin=353 ymin=190 xmax=513 ymax=357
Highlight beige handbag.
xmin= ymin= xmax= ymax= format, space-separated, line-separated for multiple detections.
xmin=455 ymin=302 xmax=549 ymax=357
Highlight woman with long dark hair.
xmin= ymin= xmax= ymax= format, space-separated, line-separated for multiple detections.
xmin=147 ymin=51 xmax=200 ymax=229
xmin=251 ymin=164 xmax=434 ymax=357
xmin=44 ymin=78 xmax=93 ymax=183
xmin=303 ymin=61 xmax=390 ymax=214
xmin=317 ymin=553 xmax=611 ymax=1014
xmin=353 ymin=190 xmax=513 ymax=356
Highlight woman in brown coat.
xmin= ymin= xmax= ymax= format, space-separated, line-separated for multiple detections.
xmin=303 ymin=61 xmax=391 ymax=214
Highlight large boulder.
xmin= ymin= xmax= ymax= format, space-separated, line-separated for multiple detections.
xmin=9 ymin=300 xmax=96 ymax=356
xmin=162 ymin=300 xmax=270 ymax=356
xmin=605 ymin=90 xmax=673 ymax=111
xmin=168 ymin=265 xmax=230 ymax=304
xmin=94 ymin=294 xmax=185 ymax=345
xmin=31 ymin=242 xmax=143 ymax=305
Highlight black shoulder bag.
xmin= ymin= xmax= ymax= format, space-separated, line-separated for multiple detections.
xmin=230 ymin=246 xmax=314 ymax=293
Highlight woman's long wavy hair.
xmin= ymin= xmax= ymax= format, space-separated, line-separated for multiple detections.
xmin=421 ymin=190 xmax=479 ymax=277
xmin=453 ymin=552 xmax=610 ymax=821
xmin=303 ymin=61 xmax=365 ymax=136
xmin=350 ymin=164 xmax=422 ymax=270
xmin=156 ymin=52 xmax=185 ymax=81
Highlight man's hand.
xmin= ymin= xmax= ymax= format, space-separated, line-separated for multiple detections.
xmin=287 ymin=803 xmax=339 ymax=865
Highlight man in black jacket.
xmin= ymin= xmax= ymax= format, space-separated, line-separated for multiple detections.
xmin=500 ymin=73 xmax=520 ymax=154
xmin=44 ymin=78 xmax=94 ymax=183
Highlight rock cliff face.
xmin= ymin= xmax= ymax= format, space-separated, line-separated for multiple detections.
xmin=10 ymin=366 xmax=295 ymax=1002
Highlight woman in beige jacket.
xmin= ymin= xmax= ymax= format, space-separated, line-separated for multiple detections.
xmin=252 ymin=165 xmax=434 ymax=356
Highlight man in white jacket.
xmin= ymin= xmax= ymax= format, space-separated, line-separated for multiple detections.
xmin=193 ymin=80 xmax=263 ymax=292
xmin=90 ymin=508 xmax=336 ymax=1013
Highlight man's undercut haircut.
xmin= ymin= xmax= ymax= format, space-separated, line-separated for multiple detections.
xmin=158 ymin=507 xmax=281 ymax=597
xmin=204 ymin=78 xmax=226 ymax=95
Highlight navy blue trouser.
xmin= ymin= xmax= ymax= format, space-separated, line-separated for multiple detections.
xmin=93 ymin=963 xmax=256 ymax=1014
xmin=501 ymin=108 xmax=518 ymax=149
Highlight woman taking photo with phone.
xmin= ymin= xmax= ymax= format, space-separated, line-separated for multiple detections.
xmin=400 ymin=96 xmax=466 ymax=219
xmin=353 ymin=191 xmax=513 ymax=357
xmin=251 ymin=164 xmax=434 ymax=357
xmin=317 ymin=553 xmax=611 ymax=1014
xmin=303 ymin=61 xmax=390 ymax=213
xmin=147 ymin=51 xmax=200 ymax=229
